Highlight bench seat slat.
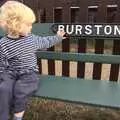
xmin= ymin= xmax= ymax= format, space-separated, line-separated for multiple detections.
xmin=36 ymin=51 xmax=120 ymax=64
xmin=35 ymin=75 xmax=120 ymax=109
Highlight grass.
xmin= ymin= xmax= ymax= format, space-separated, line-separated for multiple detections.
xmin=23 ymin=98 xmax=120 ymax=120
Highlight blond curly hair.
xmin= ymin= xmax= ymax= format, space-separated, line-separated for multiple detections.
xmin=0 ymin=1 xmax=36 ymax=36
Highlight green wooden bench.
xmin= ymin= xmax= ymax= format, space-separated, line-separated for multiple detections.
xmin=0 ymin=23 xmax=120 ymax=109
xmin=35 ymin=51 xmax=120 ymax=109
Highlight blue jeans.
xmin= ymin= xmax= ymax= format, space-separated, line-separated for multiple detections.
xmin=0 ymin=70 xmax=39 ymax=120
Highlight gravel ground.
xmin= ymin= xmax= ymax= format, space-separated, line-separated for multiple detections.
xmin=24 ymin=98 xmax=120 ymax=120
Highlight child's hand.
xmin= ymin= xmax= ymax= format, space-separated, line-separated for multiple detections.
xmin=57 ymin=30 xmax=67 ymax=39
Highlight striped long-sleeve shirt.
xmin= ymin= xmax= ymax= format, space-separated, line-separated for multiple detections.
xmin=0 ymin=33 xmax=62 ymax=72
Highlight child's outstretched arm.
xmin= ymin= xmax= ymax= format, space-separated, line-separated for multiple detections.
xmin=33 ymin=30 xmax=66 ymax=50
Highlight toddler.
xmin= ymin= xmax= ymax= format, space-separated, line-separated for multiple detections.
xmin=0 ymin=1 xmax=65 ymax=120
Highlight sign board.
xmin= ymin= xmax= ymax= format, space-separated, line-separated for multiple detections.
xmin=51 ymin=24 xmax=120 ymax=38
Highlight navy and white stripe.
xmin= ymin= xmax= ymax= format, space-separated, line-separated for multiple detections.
xmin=0 ymin=33 xmax=62 ymax=71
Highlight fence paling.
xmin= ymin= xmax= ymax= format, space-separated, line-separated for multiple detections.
xmin=110 ymin=40 xmax=120 ymax=81
xmin=62 ymin=6 xmax=71 ymax=77
xmin=77 ymin=39 xmax=86 ymax=78
xmin=46 ymin=7 xmax=55 ymax=75
xmin=93 ymin=40 xmax=104 ymax=80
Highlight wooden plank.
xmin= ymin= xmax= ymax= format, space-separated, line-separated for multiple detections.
xmin=36 ymin=51 xmax=120 ymax=64
xmin=109 ymin=0 xmax=120 ymax=81
xmin=93 ymin=0 xmax=107 ymax=80
xmin=93 ymin=40 xmax=104 ymax=80
xmin=77 ymin=39 xmax=87 ymax=78
xmin=77 ymin=1 xmax=88 ymax=78
xmin=62 ymin=38 xmax=70 ymax=76
xmin=45 ymin=2 xmax=55 ymax=75
xmin=37 ymin=59 xmax=42 ymax=74
xmin=35 ymin=75 xmax=120 ymax=108
xmin=62 ymin=5 xmax=70 ymax=76
xmin=109 ymin=40 xmax=120 ymax=81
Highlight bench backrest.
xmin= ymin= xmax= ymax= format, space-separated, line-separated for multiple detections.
xmin=32 ymin=23 xmax=120 ymax=82
xmin=36 ymin=51 xmax=120 ymax=81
